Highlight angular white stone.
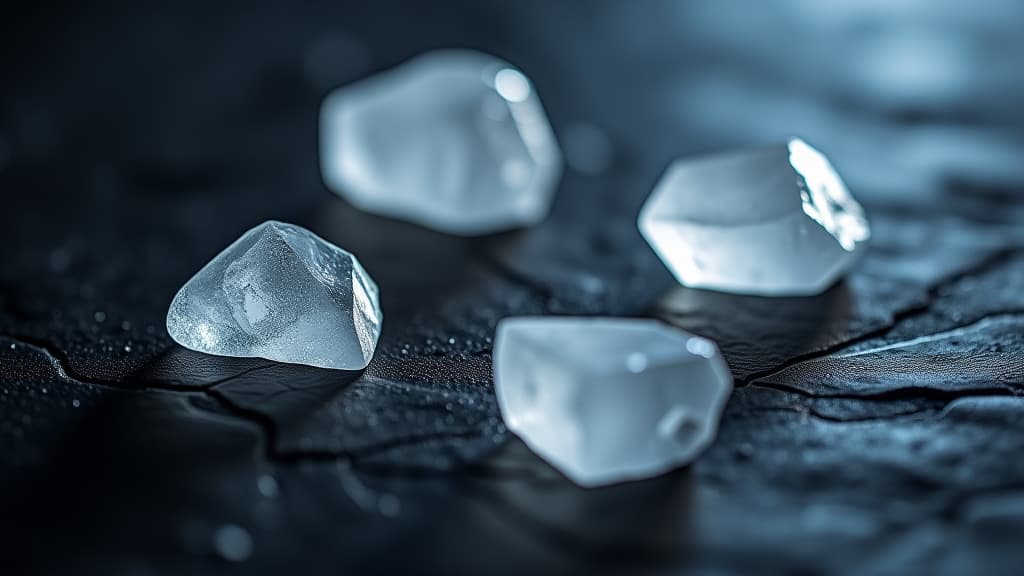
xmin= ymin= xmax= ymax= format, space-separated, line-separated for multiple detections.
xmin=320 ymin=50 xmax=562 ymax=235
xmin=638 ymin=138 xmax=870 ymax=296
xmin=166 ymin=221 xmax=382 ymax=370
xmin=494 ymin=317 xmax=732 ymax=487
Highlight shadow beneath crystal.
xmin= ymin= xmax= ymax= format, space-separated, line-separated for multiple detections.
xmin=132 ymin=345 xmax=363 ymax=421
xmin=403 ymin=439 xmax=698 ymax=574
xmin=650 ymin=280 xmax=856 ymax=379
xmin=131 ymin=344 xmax=277 ymax=388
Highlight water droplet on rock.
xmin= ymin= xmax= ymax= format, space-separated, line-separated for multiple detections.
xmin=213 ymin=524 xmax=253 ymax=562
xmin=256 ymin=475 xmax=279 ymax=498
xmin=377 ymin=494 xmax=400 ymax=517
xmin=735 ymin=443 xmax=755 ymax=460
xmin=49 ymin=248 xmax=71 ymax=272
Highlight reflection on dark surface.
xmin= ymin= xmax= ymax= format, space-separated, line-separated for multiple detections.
xmin=654 ymin=280 xmax=858 ymax=379
xmin=132 ymin=346 xmax=278 ymax=389
xmin=396 ymin=440 xmax=696 ymax=574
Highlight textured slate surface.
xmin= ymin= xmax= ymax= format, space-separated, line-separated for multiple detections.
xmin=3 ymin=1 xmax=1024 ymax=574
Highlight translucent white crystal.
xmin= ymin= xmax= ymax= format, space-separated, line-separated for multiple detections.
xmin=166 ymin=221 xmax=382 ymax=370
xmin=494 ymin=317 xmax=733 ymax=487
xmin=638 ymin=138 xmax=870 ymax=296
xmin=320 ymin=50 xmax=562 ymax=235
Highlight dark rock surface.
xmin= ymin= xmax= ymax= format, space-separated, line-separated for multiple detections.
xmin=2 ymin=1 xmax=1023 ymax=574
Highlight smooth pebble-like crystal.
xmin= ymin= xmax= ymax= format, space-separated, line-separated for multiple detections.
xmin=494 ymin=317 xmax=733 ymax=487
xmin=638 ymin=138 xmax=870 ymax=296
xmin=320 ymin=50 xmax=562 ymax=235
xmin=166 ymin=221 xmax=382 ymax=370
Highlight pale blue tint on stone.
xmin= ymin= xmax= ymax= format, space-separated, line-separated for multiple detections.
xmin=320 ymin=50 xmax=562 ymax=235
xmin=494 ymin=317 xmax=733 ymax=488
xmin=166 ymin=221 xmax=382 ymax=370
xmin=638 ymin=138 xmax=870 ymax=296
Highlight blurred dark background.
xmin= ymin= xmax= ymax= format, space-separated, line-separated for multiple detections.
xmin=5 ymin=1 xmax=1024 ymax=228
xmin=2 ymin=1 xmax=1024 ymax=574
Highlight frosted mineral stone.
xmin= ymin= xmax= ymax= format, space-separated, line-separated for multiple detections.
xmin=320 ymin=50 xmax=562 ymax=235
xmin=166 ymin=221 xmax=382 ymax=370
xmin=494 ymin=317 xmax=732 ymax=487
xmin=638 ymin=138 xmax=870 ymax=296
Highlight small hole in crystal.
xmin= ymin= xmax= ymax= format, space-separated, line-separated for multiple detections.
xmin=658 ymin=407 xmax=702 ymax=446
xmin=672 ymin=419 xmax=701 ymax=445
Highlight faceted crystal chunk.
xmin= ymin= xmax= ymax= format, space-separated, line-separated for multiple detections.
xmin=494 ymin=317 xmax=733 ymax=487
xmin=320 ymin=50 xmax=562 ymax=235
xmin=638 ymin=138 xmax=870 ymax=296
xmin=166 ymin=221 xmax=382 ymax=370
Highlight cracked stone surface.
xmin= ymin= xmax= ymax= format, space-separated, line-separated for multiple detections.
xmin=4 ymin=2 xmax=1024 ymax=575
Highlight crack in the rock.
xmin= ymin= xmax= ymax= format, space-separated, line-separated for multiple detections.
xmin=155 ymin=362 xmax=281 ymax=389
xmin=4 ymin=333 xmax=487 ymax=471
xmin=208 ymin=382 xmax=506 ymax=473
xmin=2 ymin=333 xmax=214 ymax=393
xmin=749 ymin=380 xmax=1019 ymax=404
xmin=740 ymin=247 xmax=1018 ymax=387
xmin=804 ymin=406 xmax=942 ymax=424
xmin=829 ymin=312 xmax=1024 ymax=359
xmin=746 ymin=310 xmax=1024 ymax=401
xmin=203 ymin=373 xmax=498 ymax=468
xmin=732 ymin=400 xmax=946 ymax=423
xmin=742 ymin=309 xmax=1024 ymax=406
xmin=5 ymin=245 xmax=1017 ymax=475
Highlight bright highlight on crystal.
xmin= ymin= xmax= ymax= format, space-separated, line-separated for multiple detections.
xmin=320 ymin=50 xmax=562 ymax=235
xmin=494 ymin=317 xmax=733 ymax=488
xmin=166 ymin=221 xmax=382 ymax=370
xmin=638 ymin=138 xmax=870 ymax=296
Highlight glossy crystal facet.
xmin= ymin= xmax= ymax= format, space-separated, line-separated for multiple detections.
xmin=494 ymin=317 xmax=733 ymax=487
xmin=638 ymin=139 xmax=870 ymax=296
xmin=166 ymin=221 xmax=382 ymax=370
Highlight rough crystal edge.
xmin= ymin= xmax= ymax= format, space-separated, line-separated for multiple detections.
xmin=494 ymin=316 xmax=734 ymax=488
xmin=165 ymin=220 xmax=382 ymax=371
xmin=318 ymin=49 xmax=564 ymax=236
xmin=637 ymin=138 xmax=870 ymax=297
